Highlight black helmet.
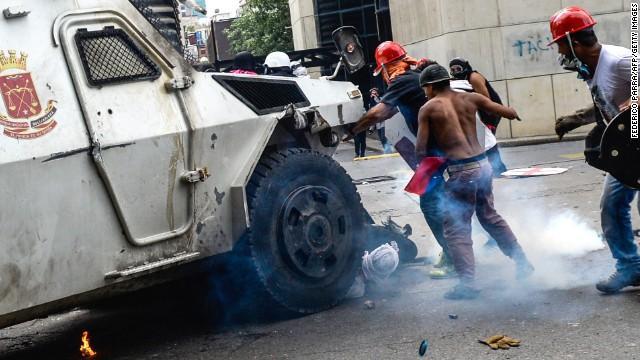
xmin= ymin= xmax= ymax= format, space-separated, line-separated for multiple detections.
xmin=419 ymin=64 xmax=451 ymax=87
xmin=233 ymin=51 xmax=256 ymax=71
xmin=449 ymin=57 xmax=472 ymax=80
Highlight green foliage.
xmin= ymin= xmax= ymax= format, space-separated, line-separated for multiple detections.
xmin=225 ymin=0 xmax=294 ymax=57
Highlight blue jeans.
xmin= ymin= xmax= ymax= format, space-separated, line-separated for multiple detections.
xmin=419 ymin=175 xmax=450 ymax=259
xmin=601 ymin=174 xmax=640 ymax=273
xmin=486 ymin=145 xmax=507 ymax=177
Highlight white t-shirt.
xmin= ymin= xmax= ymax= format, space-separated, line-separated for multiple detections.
xmin=586 ymin=44 xmax=632 ymax=122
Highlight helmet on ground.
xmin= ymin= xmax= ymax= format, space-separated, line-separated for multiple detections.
xmin=373 ymin=41 xmax=407 ymax=76
xmin=548 ymin=6 xmax=597 ymax=45
xmin=264 ymin=51 xmax=291 ymax=69
xmin=362 ymin=242 xmax=399 ymax=282
xmin=419 ymin=64 xmax=451 ymax=87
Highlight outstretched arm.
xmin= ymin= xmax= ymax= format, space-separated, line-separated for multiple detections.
xmin=470 ymin=93 xmax=520 ymax=120
xmin=415 ymin=105 xmax=431 ymax=161
xmin=343 ymin=102 xmax=398 ymax=141
xmin=555 ymin=105 xmax=596 ymax=139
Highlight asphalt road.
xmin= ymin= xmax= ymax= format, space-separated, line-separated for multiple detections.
xmin=2 ymin=140 xmax=639 ymax=360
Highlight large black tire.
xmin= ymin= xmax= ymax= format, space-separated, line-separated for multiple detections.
xmin=245 ymin=148 xmax=365 ymax=313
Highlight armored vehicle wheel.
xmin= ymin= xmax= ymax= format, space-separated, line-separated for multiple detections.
xmin=246 ymin=148 xmax=365 ymax=313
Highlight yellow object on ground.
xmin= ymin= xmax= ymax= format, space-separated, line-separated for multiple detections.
xmin=479 ymin=335 xmax=521 ymax=350
xmin=559 ymin=152 xmax=585 ymax=160
xmin=353 ymin=153 xmax=400 ymax=161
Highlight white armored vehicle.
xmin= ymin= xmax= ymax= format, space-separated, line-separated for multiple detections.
xmin=0 ymin=1 xmax=378 ymax=327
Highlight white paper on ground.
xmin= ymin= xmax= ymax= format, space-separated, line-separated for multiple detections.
xmin=501 ymin=167 xmax=569 ymax=177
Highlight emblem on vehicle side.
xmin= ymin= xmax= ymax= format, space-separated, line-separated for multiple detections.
xmin=0 ymin=50 xmax=57 ymax=139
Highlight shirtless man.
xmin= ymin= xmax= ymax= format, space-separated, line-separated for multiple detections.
xmin=416 ymin=64 xmax=534 ymax=300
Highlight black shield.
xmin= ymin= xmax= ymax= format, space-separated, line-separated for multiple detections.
xmin=599 ymin=108 xmax=640 ymax=189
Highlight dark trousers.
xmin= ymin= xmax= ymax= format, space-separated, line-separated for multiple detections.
xmin=419 ymin=176 xmax=450 ymax=260
xmin=354 ymin=132 xmax=366 ymax=157
xmin=486 ymin=145 xmax=507 ymax=177
xmin=443 ymin=161 xmax=524 ymax=281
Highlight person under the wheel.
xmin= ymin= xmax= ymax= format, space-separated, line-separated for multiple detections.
xmin=346 ymin=242 xmax=400 ymax=299
xmin=548 ymin=6 xmax=639 ymax=293
xmin=416 ymin=64 xmax=534 ymax=300
xmin=343 ymin=41 xmax=456 ymax=279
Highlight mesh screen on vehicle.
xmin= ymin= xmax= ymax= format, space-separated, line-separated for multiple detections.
xmin=128 ymin=0 xmax=183 ymax=54
xmin=75 ymin=27 xmax=161 ymax=86
xmin=212 ymin=75 xmax=311 ymax=115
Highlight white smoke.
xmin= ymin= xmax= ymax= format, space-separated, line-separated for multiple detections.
xmin=475 ymin=209 xmax=605 ymax=290
xmin=367 ymin=156 xmax=607 ymax=291
xmin=534 ymin=211 xmax=603 ymax=257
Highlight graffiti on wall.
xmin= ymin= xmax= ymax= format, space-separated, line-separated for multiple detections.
xmin=512 ymin=33 xmax=554 ymax=62
xmin=503 ymin=28 xmax=560 ymax=78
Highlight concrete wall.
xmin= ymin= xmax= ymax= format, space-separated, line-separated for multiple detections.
xmin=389 ymin=0 xmax=630 ymax=138
xmin=289 ymin=0 xmax=318 ymax=50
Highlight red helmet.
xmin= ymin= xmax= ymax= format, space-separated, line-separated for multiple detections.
xmin=548 ymin=6 xmax=597 ymax=45
xmin=373 ymin=41 xmax=407 ymax=76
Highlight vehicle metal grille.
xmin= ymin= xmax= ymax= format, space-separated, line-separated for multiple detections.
xmin=212 ymin=75 xmax=311 ymax=115
xmin=75 ymin=27 xmax=162 ymax=86
xmin=129 ymin=0 xmax=183 ymax=54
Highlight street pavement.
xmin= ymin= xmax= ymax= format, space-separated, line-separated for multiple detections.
xmin=1 ymin=140 xmax=640 ymax=360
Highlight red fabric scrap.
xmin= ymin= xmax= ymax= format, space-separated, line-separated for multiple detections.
xmin=404 ymin=157 xmax=447 ymax=195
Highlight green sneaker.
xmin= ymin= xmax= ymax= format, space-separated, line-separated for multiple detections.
xmin=429 ymin=265 xmax=457 ymax=279
xmin=433 ymin=252 xmax=447 ymax=268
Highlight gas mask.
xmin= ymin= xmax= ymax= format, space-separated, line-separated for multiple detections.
xmin=449 ymin=59 xmax=473 ymax=80
xmin=557 ymin=32 xmax=592 ymax=80
xmin=449 ymin=63 xmax=470 ymax=80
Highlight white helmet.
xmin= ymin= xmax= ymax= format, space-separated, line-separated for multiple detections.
xmin=362 ymin=242 xmax=399 ymax=283
xmin=264 ymin=51 xmax=291 ymax=69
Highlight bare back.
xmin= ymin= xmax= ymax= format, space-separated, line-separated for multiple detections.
xmin=415 ymin=87 xmax=516 ymax=161
xmin=420 ymin=90 xmax=483 ymax=160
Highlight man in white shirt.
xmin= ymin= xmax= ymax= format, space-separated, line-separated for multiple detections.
xmin=549 ymin=6 xmax=638 ymax=293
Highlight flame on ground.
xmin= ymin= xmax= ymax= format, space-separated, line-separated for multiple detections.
xmin=80 ymin=330 xmax=97 ymax=358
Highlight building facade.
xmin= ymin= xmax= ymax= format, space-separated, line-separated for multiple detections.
xmin=290 ymin=0 xmax=632 ymax=139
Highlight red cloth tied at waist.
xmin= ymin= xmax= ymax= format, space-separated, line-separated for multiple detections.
xmin=404 ymin=157 xmax=447 ymax=195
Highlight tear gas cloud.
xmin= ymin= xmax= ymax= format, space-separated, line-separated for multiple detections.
xmin=392 ymin=164 xmax=605 ymax=292
xmin=474 ymin=207 xmax=605 ymax=290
